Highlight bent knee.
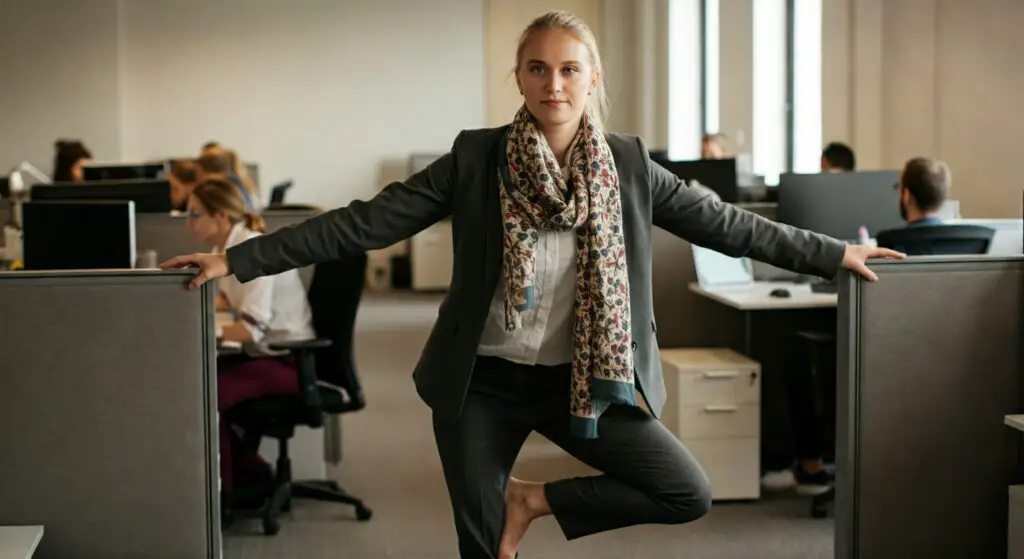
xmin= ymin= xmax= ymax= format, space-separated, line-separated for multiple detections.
xmin=658 ymin=473 xmax=712 ymax=524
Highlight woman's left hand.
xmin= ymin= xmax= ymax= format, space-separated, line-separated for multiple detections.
xmin=841 ymin=244 xmax=906 ymax=282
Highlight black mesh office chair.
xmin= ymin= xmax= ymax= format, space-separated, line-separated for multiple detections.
xmin=224 ymin=253 xmax=372 ymax=535
xmin=876 ymin=224 xmax=995 ymax=256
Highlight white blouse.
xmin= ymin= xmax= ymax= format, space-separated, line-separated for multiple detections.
xmin=216 ymin=222 xmax=315 ymax=354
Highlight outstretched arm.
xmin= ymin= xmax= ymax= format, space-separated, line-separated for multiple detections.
xmin=641 ymin=138 xmax=900 ymax=279
xmin=162 ymin=135 xmax=460 ymax=287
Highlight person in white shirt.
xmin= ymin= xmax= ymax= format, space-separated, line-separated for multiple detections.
xmin=186 ymin=177 xmax=314 ymax=501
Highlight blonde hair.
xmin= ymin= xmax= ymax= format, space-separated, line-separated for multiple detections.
xmin=515 ymin=11 xmax=609 ymax=128
xmin=191 ymin=177 xmax=266 ymax=233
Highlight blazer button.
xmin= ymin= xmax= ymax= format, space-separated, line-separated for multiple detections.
xmin=631 ymin=341 xmax=638 ymax=352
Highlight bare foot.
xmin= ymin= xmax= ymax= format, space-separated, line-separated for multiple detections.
xmin=498 ymin=477 xmax=551 ymax=559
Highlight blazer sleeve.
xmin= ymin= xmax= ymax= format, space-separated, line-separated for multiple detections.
xmin=641 ymin=138 xmax=847 ymax=279
xmin=226 ymin=136 xmax=460 ymax=283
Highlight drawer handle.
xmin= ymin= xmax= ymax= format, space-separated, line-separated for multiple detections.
xmin=704 ymin=405 xmax=738 ymax=413
xmin=703 ymin=371 xmax=738 ymax=379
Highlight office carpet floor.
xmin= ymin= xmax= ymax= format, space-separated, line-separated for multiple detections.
xmin=223 ymin=292 xmax=834 ymax=559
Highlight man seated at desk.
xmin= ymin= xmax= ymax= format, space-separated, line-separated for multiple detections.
xmin=891 ymin=156 xmax=950 ymax=230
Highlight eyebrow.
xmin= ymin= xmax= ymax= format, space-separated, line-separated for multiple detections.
xmin=526 ymin=59 xmax=583 ymax=66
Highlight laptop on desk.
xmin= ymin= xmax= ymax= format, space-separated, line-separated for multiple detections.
xmin=692 ymin=245 xmax=754 ymax=289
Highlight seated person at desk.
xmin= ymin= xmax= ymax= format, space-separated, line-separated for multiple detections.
xmin=186 ymin=177 xmax=314 ymax=499
xmin=52 ymin=139 xmax=92 ymax=182
xmin=168 ymin=159 xmax=198 ymax=212
xmin=891 ymin=156 xmax=949 ymax=229
xmin=196 ymin=148 xmax=262 ymax=212
xmin=820 ymin=142 xmax=855 ymax=172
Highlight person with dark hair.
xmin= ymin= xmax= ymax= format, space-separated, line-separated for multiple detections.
xmin=820 ymin=142 xmax=856 ymax=172
xmin=53 ymin=140 xmax=92 ymax=182
xmin=201 ymin=141 xmax=221 ymax=155
xmin=185 ymin=177 xmax=313 ymax=505
xmin=168 ymin=159 xmax=199 ymax=212
xmin=894 ymin=157 xmax=950 ymax=224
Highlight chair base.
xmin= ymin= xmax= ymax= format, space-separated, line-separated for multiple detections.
xmin=287 ymin=478 xmax=373 ymax=521
xmin=811 ymin=486 xmax=835 ymax=518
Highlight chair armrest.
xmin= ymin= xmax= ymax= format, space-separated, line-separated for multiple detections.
xmin=268 ymin=338 xmax=332 ymax=351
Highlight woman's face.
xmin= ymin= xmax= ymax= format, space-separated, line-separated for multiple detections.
xmin=185 ymin=195 xmax=227 ymax=245
xmin=515 ymin=29 xmax=598 ymax=131
xmin=70 ymin=157 xmax=90 ymax=182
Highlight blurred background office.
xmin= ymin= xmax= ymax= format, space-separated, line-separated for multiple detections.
xmin=1 ymin=1 xmax=1023 ymax=558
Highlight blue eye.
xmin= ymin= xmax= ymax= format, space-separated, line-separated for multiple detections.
xmin=530 ymin=65 xmax=545 ymax=74
xmin=563 ymin=67 xmax=579 ymax=75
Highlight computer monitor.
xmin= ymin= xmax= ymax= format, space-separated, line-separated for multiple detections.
xmin=21 ymin=200 xmax=136 ymax=270
xmin=776 ymin=170 xmax=903 ymax=240
xmin=657 ymin=158 xmax=739 ymax=203
xmin=30 ymin=179 xmax=172 ymax=213
xmin=82 ymin=162 xmax=167 ymax=181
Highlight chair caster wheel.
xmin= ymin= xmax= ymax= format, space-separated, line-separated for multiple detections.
xmin=262 ymin=514 xmax=280 ymax=535
xmin=356 ymin=506 xmax=373 ymax=521
xmin=281 ymin=498 xmax=292 ymax=513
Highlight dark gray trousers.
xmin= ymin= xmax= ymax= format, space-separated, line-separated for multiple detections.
xmin=433 ymin=356 xmax=713 ymax=559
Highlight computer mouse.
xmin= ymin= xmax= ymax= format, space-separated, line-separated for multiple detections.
xmin=769 ymin=288 xmax=791 ymax=298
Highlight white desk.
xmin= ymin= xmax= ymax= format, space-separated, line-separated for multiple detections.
xmin=688 ymin=281 xmax=838 ymax=311
xmin=0 ymin=526 xmax=43 ymax=559
xmin=689 ymin=281 xmax=837 ymax=355
xmin=1005 ymin=415 xmax=1024 ymax=433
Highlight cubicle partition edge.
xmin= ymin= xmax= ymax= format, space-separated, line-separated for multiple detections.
xmin=0 ymin=270 xmax=220 ymax=559
xmin=835 ymin=257 xmax=1024 ymax=558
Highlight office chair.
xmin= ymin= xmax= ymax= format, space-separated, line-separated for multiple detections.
xmin=224 ymin=253 xmax=372 ymax=535
xmin=876 ymin=224 xmax=994 ymax=256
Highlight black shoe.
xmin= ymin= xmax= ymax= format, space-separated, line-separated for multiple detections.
xmin=794 ymin=466 xmax=831 ymax=496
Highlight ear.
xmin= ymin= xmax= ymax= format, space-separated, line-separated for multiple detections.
xmin=590 ymin=68 xmax=601 ymax=93
xmin=514 ymin=72 xmax=523 ymax=95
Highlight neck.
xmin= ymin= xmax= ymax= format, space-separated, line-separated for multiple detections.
xmin=906 ymin=207 xmax=937 ymax=223
xmin=539 ymin=120 xmax=580 ymax=166
xmin=212 ymin=225 xmax=233 ymax=250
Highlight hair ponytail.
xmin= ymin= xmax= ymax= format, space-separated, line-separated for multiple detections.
xmin=242 ymin=212 xmax=266 ymax=233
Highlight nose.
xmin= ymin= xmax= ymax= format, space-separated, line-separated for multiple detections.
xmin=545 ymin=72 xmax=563 ymax=94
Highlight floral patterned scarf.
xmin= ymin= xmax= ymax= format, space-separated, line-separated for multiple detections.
xmin=498 ymin=105 xmax=635 ymax=438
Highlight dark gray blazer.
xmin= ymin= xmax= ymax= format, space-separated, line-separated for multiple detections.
xmin=227 ymin=125 xmax=846 ymax=423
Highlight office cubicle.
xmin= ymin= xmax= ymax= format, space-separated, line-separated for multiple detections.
xmin=0 ymin=270 xmax=220 ymax=558
xmin=136 ymin=208 xmax=321 ymax=286
xmin=835 ymin=257 xmax=1024 ymax=558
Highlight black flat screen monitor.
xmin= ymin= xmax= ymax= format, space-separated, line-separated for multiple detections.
xmin=776 ymin=170 xmax=903 ymax=240
xmin=21 ymin=200 xmax=136 ymax=270
xmin=30 ymin=179 xmax=172 ymax=213
xmin=83 ymin=162 xmax=167 ymax=181
xmin=658 ymin=158 xmax=739 ymax=203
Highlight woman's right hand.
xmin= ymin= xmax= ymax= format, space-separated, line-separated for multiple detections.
xmin=159 ymin=253 xmax=231 ymax=289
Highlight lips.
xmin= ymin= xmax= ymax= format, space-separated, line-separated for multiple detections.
xmin=542 ymin=100 xmax=567 ymax=107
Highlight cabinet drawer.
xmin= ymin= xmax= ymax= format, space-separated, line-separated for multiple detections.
xmin=676 ymin=369 xmax=760 ymax=406
xmin=685 ymin=437 xmax=760 ymax=501
xmin=676 ymin=403 xmax=759 ymax=439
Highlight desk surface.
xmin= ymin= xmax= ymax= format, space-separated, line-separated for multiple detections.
xmin=688 ymin=281 xmax=838 ymax=310
xmin=0 ymin=526 xmax=43 ymax=559
xmin=1005 ymin=415 xmax=1024 ymax=432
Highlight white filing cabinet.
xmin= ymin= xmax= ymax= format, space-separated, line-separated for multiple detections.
xmin=410 ymin=219 xmax=453 ymax=291
xmin=659 ymin=348 xmax=761 ymax=501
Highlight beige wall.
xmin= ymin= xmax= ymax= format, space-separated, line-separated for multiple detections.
xmin=823 ymin=0 xmax=1024 ymax=218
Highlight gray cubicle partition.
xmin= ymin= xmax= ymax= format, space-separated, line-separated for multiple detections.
xmin=836 ymin=257 xmax=1024 ymax=559
xmin=136 ymin=208 xmax=320 ymax=286
xmin=0 ymin=270 xmax=220 ymax=559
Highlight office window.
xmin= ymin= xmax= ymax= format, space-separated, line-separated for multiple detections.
xmin=790 ymin=0 xmax=822 ymax=173
xmin=667 ymin=0 xmax=703 ymax=161
xmin=752 ymin=0 xmax=788 ymax=185
xmin=702 ymin=0 xmax=720 ymax=135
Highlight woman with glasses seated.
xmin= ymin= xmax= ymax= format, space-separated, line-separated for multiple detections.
xmin=186 ymin=177 xmax=314 ymax=505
